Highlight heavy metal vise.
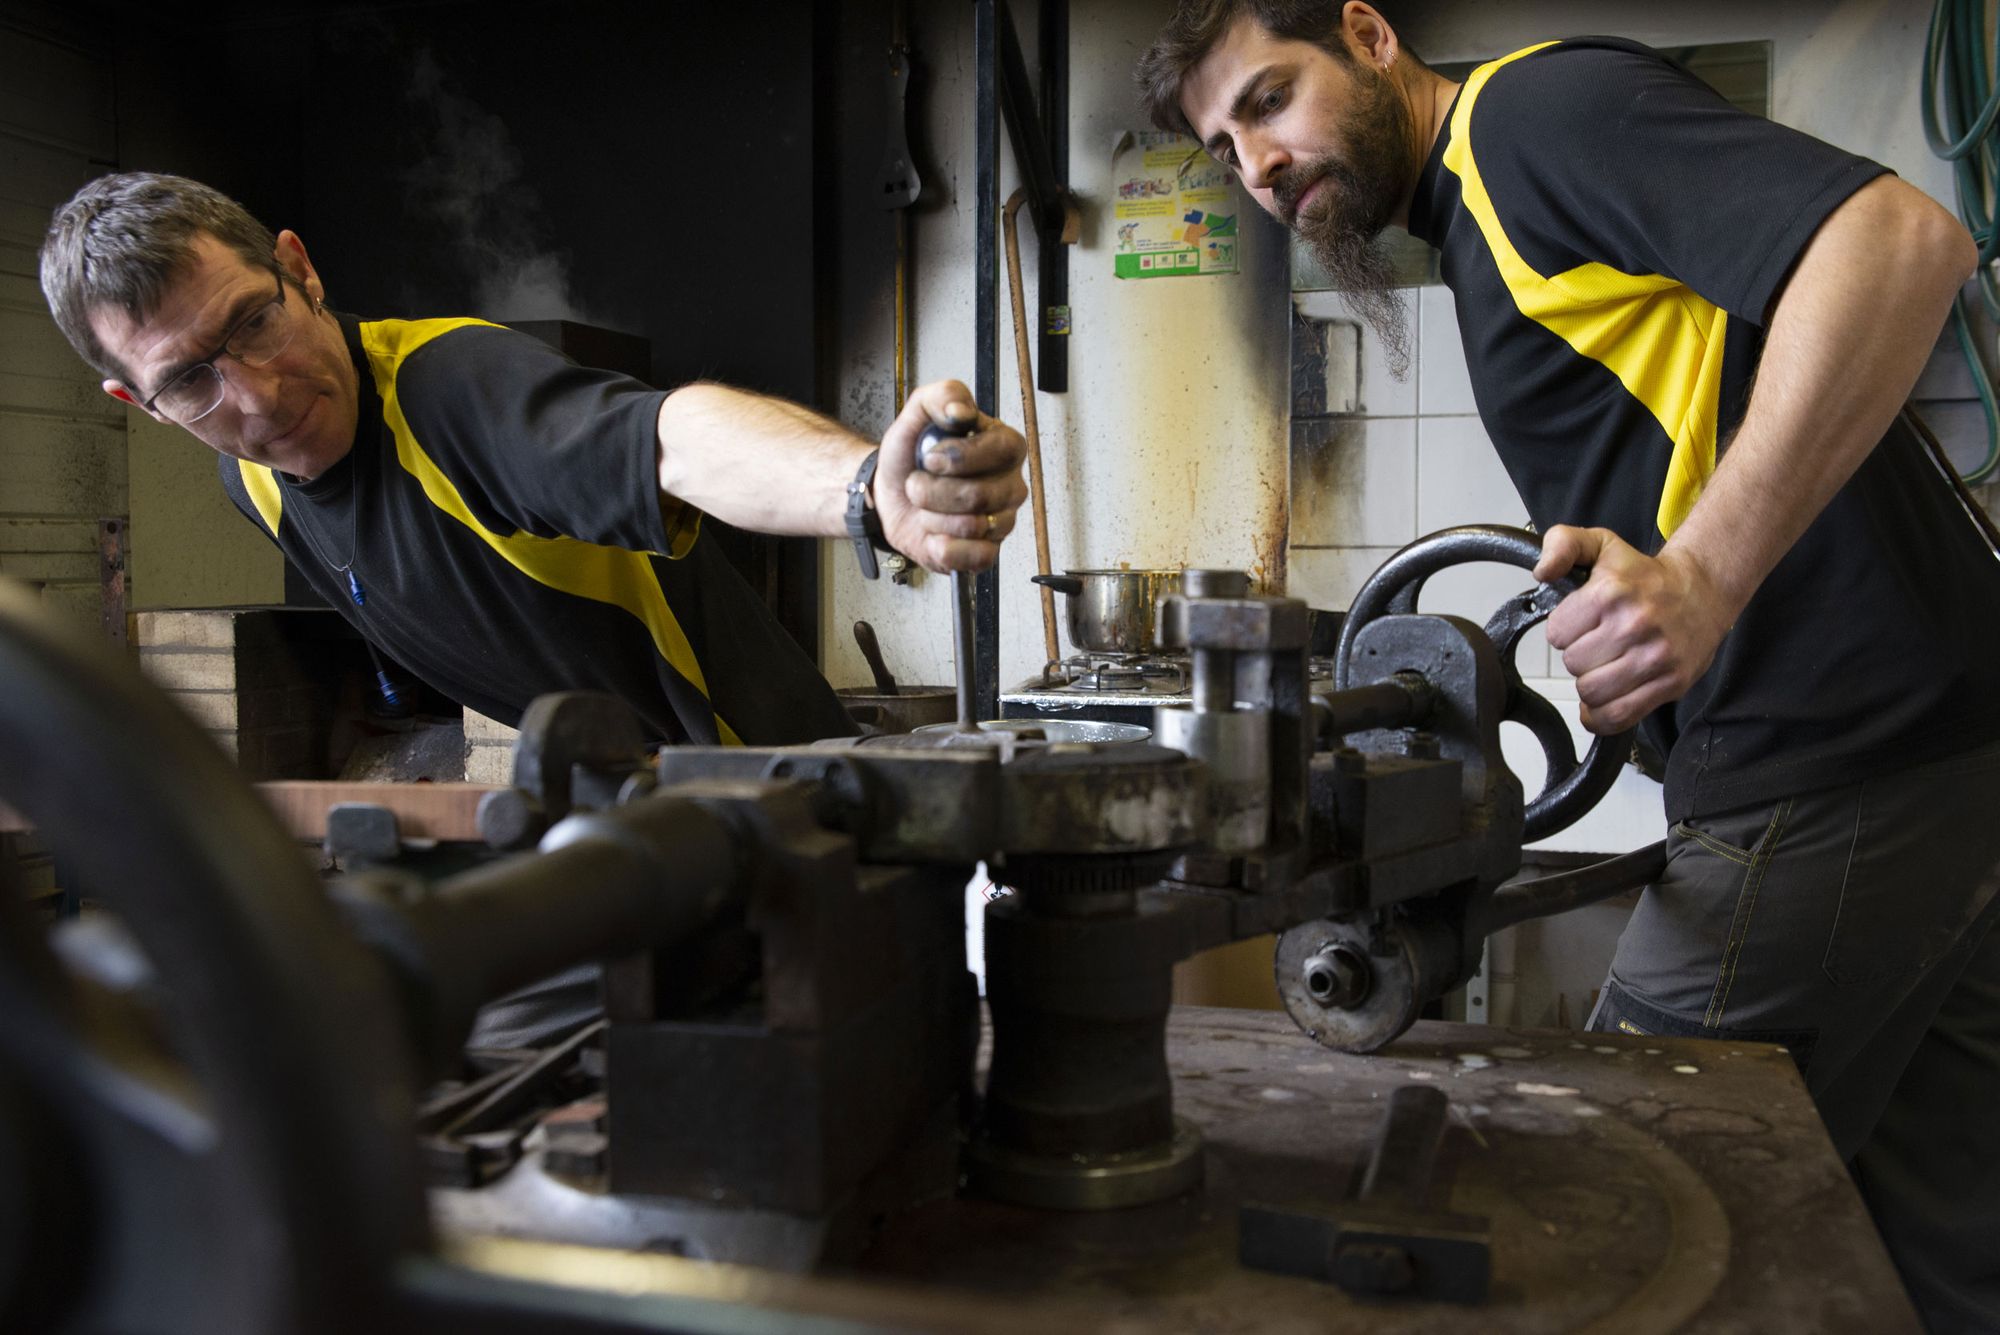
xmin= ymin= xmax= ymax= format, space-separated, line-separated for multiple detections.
xmin=0 ymin=525 xmax=1654 ymax=1332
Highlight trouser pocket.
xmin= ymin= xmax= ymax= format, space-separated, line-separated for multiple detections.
xmin=1590 ymin=979 xmax=1819 ymax=1071
xmin=1603 ymin=793 xmax=1832 ymax=1052
xmin=1667 ymin=798 xmax=1793 ymax=1029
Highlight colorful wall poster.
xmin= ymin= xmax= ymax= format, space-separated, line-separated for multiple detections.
xmin=1111 ymin=130 xmax=1239 ymax=280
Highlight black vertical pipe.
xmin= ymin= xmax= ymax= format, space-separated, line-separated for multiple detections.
xmin=1037 ymin=0 xmax=1069 ymax=393
xmin=974 ymin=0 xmax=1001 ymax=720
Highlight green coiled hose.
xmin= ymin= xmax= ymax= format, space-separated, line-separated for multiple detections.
xmin=1924 ymin=0 xmax=2000 ymax=481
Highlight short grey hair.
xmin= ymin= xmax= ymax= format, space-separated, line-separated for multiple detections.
xmin=40 ymin=172 xmax=277 ymax=382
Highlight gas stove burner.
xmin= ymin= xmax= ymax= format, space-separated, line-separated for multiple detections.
xmin=1054 ymin=653 xmax=1189 ymax=694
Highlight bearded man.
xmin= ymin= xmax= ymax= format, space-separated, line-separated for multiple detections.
xmin=1142 ymin=5 xmax=2000 ymax=1329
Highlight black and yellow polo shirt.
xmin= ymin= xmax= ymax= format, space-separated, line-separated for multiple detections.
xmin=1409 ymin=38 xmax=2000 ymax=820
xmin=219 ymin=315 xmax=855 ymax=747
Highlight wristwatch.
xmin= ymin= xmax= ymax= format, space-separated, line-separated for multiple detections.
xmin=845 ymin=448 xmax=894 ymax=580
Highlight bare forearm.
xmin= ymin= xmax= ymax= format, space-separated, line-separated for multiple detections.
xmin=653 ymin=378 xmax=1032 ymax=574
xmin=1663 ymin=177 xmax=1976 ymax=620
xmin=655 ymin=382 xmax=867 ymax=538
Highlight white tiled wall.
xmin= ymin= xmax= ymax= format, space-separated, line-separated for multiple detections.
xmin=1289 ymin=289 xmax=1666 ymax=855
xmin=1415 ymin=286 xmax=1479 ymax=417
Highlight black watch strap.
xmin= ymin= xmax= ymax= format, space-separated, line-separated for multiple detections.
xmin=845 ymin=448 xmax=891 ymax=579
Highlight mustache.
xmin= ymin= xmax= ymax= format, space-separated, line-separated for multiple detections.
xmin=1275 ymin=154 xmax=1357 ymax=225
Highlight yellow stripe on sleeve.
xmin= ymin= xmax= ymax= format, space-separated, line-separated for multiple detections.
xmin=1444 ymin=44 xmax=1727 ymax=537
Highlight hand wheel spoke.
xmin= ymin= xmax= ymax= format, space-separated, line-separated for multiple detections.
xmin=1334 ymin=524 xmax=1631 ymax=843
xmin=1505 ymin=683 xmax=1580 ymax=784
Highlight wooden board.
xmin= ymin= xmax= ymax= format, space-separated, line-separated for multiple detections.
xmin=256 ymin=781 xmax=502 ymax=843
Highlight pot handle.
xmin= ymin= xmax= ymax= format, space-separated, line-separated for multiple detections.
xmin=1030 ymin=574 xmax=1083 ymax=597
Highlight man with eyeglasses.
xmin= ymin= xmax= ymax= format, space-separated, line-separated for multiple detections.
xmin=40 ymin=172 xmax=1027 ymax=756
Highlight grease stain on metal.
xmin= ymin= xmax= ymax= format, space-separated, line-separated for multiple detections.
xmin=1672 ymin=1064 xmax=1701 ymax=1076
xmin=1097 ymin=787 xmax=1193 ymax=846
xmin=1515 ymin=1082 xmax=1581 ymax=1097
xmin=1490 ymin=1045 xmax=1534 ymax=1059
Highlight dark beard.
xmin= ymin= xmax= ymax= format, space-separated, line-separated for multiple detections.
xmin=1297 ymin=199 xmax=1410 ymax=379
xmin=1281 ymin=64 xmax=1416 ymax=378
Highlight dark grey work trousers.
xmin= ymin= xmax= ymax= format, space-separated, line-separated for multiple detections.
xmin=1588 ymin=739 xmax=2000 ymax=1334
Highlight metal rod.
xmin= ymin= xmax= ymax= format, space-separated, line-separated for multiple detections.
xmin=974 ymin=0 xmax=1001 ymax=724
xmin=438 ymin=1022 xmax=603 ymax=1140
xmin=996 ymin=0 xmax=1066 ymax=233
xmin=894 ymin=209 xmax=909 ymax=411
xmin=1485 ymin=840 xmax=1668 ymax=932
xmin=1003 ymin=187 xmax=1061 ymax=668
xmin=893 ymin=0 xmax=912 ymax=411
xmin=951 ymin=571 xmax=979 ymax=729
xmin=1037 ymin=0 xmax=1070 ymax=393
xmin=1318 ymin=678 xmax=1430 ymax=738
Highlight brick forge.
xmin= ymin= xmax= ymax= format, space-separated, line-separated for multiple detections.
xmin=462 ymin=708 xmax=520 ymax=785
xmin=135 ymin=609 xmax=348 ymax=781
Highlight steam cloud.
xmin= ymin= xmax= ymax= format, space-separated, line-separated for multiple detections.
xmin=402 ymin=49 xmax=603 ymax=325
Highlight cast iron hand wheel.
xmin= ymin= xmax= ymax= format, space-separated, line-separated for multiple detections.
xmin=0 ymin=581 xmax=424 ymax=1334
xmin=1332 ymin=525 xmax=1634 ymax=843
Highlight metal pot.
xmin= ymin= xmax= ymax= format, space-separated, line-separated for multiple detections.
xmin=836 ymin=686 xmax=958 ymax=735
xmin=1030 ymin=569 xmax=1183 ymax=656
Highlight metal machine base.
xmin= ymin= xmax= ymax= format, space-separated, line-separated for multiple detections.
xmin=426 ymin=1009 xmax=1918 ymax=1332
xmin=964 ymin=1115 xmax=1205 ymax=1212
xmin=847 ymin=1009 xmax=1917 ymax=1333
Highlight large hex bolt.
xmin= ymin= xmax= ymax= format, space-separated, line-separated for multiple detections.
xmin=1302 ymin=942 xmax=1372 ymax=1010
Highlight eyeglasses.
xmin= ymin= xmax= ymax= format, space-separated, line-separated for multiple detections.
xmin=140 ymin=270 xmax=300 ymax=424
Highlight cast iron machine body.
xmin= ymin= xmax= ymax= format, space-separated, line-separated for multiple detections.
xmin=423 ymin=526 xmax=1636 ymax=1235
xmin=0 ymin=526 xmax=1656 ymax=1332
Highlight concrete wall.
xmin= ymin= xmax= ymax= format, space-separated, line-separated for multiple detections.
xmin=0 ymin=20 xmax=127 ymax=627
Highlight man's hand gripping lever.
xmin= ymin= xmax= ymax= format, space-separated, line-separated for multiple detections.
xmin=1534 ymin=526 xmax=1734 ymax=737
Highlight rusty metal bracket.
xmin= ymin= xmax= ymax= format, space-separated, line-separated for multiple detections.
xmin=97 ymin=517 xmax=127 ymax=647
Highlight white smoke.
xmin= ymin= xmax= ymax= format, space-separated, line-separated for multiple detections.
xmin=402 ymin=48 xmax=604 ymax=325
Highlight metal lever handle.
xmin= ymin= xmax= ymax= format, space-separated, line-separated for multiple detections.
xmin=917 ymin=420 xmax=980 ymax=732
